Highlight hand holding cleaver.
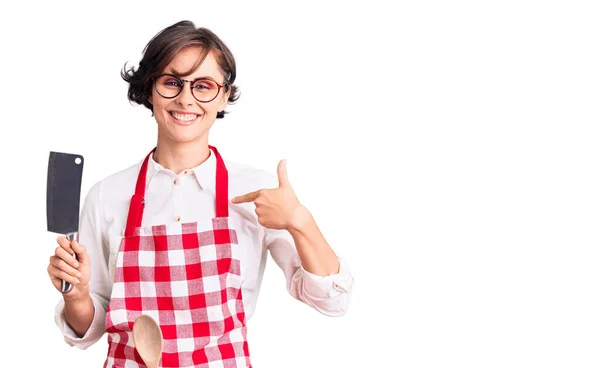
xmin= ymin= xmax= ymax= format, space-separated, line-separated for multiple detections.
xmin=46 ymin=151 xmax=84 ymax=293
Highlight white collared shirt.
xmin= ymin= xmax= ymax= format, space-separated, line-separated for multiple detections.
xmin=54 ymin=149 xmax=354 ymax=349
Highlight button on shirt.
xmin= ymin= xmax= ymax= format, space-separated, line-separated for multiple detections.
xmin=55 ymin=150 xmax=354 ymax=349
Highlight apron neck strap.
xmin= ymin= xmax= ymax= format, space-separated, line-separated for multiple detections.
xmin=124 ymin=145 xmax=229 ymax=237
xmin=211 ymin=145 xmax=229 ymax=218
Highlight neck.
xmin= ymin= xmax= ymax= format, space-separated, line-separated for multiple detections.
xmin=153 ymin=137 xmax=210 ymax=175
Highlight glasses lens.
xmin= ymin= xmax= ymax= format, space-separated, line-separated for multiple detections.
xmin=192 ymin=79 xmax=220 ymax=102
xmin=155 ymin=75 xmax=182 ymax=98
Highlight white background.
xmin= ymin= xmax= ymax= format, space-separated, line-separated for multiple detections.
xmin=0 ymin=1 xmax=599 ymax=367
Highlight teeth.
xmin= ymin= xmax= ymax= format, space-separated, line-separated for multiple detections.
xmin=171 ymin=112 xmax=199 ymax=122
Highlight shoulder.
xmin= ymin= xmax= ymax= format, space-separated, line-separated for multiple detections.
xmin=223 ymin=158 xmax=277 ymax=194
xmin=99 ymin=161 xmax=140 ymax=190
xmin=85 ymin=160 xmax=141 ymax=205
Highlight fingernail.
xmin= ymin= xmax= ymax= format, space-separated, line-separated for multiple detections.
xmin=75 ymin=279 xmax=80 ymax=284
xmin=74 ymin=261 xmax=79 ymax=268
xmin=77 ymin=272 xmax=82 ymax=278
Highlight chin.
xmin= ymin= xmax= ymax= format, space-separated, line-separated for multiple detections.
xmin=156 ymin=113 xmax=214 ymax=143
xmin=159 ymin=124 xmax=206 ymax=144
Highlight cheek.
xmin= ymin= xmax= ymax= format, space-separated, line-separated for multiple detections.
xmin=200 ymin=100 xmax=221 ymax=115
xmin=150 ymin=93 xmax=170 ymax=113
xmin=150 ymin=90 xmax=164 ymax=108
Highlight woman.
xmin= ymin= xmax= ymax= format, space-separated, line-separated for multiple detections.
xmin=47 ymin=20 xmax=353 ymax=367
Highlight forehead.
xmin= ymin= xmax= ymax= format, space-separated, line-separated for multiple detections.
xmin=164 ymin=47 xmax=221 ymax=79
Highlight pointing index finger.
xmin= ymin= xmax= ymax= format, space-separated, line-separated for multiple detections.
xmin=231 ymin=190 xmax=260 ymax=204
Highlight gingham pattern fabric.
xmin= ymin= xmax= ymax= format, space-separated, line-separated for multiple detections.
xmin=103 ymin=146 xmax=252 ymax=368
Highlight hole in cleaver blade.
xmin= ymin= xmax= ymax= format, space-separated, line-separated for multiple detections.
xmin=47 ymin=152 xmax=84 ymax=235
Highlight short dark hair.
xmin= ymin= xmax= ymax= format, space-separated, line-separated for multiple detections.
xmin=121 ymin=20 xmax=240 ymax=118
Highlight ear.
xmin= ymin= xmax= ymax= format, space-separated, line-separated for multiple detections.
xmin=148 ymin=95 xmax=153 ymax=105
xmin=218 ymin=88 xmax=230 ymax=112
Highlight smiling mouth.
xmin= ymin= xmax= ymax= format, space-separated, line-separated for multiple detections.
xmin=169 ymin=111 xmax=201 ymax=123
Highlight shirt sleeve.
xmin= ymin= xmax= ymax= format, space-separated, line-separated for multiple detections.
xmin=54 ymin=181 xmax=112 ymax=349
xmin=263 ymin=226 xmax=354 ymax=317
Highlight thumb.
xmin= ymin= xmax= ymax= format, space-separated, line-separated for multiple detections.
xmin=71 ymin=240 xmax=89 ymax=263
xmin=277 ymin=159 xmax=290 ymax=188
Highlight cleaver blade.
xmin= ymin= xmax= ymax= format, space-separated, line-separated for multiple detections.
xmin=46 ymin=151 xmax=84 ymax=293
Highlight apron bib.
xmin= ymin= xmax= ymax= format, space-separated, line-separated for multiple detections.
xmin=104 ymin=145 xmax=251 ymax=368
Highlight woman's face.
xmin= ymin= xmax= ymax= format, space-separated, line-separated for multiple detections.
xmin=149 ymin=47 xmax=230 ymax=145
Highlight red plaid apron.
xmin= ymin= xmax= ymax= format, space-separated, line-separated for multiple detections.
xmin=104 ymin=145 xmax=252 ymax=368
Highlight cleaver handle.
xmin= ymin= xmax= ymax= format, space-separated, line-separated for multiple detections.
xmin=62 ymin=231 xmax=79 ymax=293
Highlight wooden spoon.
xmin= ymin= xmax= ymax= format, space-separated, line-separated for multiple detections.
xmin=133 ymin=314 xmax=163 ymax=368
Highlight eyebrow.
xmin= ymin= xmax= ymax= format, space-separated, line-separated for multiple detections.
xmin=166 ymin=68 xmax=216 ymax=80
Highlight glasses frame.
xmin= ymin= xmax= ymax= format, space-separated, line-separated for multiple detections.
xmin=152 ymin=73 xmax=226 ymax=103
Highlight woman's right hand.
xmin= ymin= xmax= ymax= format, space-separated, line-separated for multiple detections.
xmin=47 ymin=236 xmax=91 ymax=298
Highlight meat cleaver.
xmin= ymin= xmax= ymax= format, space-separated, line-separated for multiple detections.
xmin=46 ymin=151 xmax=84 ymax=293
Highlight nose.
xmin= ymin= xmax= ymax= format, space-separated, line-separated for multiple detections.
xmin=176 ymin=80 xmax=195 ymax=106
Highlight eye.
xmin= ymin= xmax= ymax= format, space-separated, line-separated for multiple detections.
xmin=163 ymin=78 xmax=182 ymax=86
xmin=157 ymin=75 xmax=182 ymax=87
xmin=193 ymin=80 xmax=217 ymax=90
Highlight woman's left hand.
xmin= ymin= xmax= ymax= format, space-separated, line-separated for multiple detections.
xmin=231 ymin=159 xmax=309 ymax=230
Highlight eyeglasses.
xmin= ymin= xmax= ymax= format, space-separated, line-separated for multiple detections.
xmin=152 ymin=73 xmax=226 ymax=103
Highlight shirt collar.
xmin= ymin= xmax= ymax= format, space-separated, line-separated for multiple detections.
xmin=144 ymin=149 xmax=217 ymax=191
